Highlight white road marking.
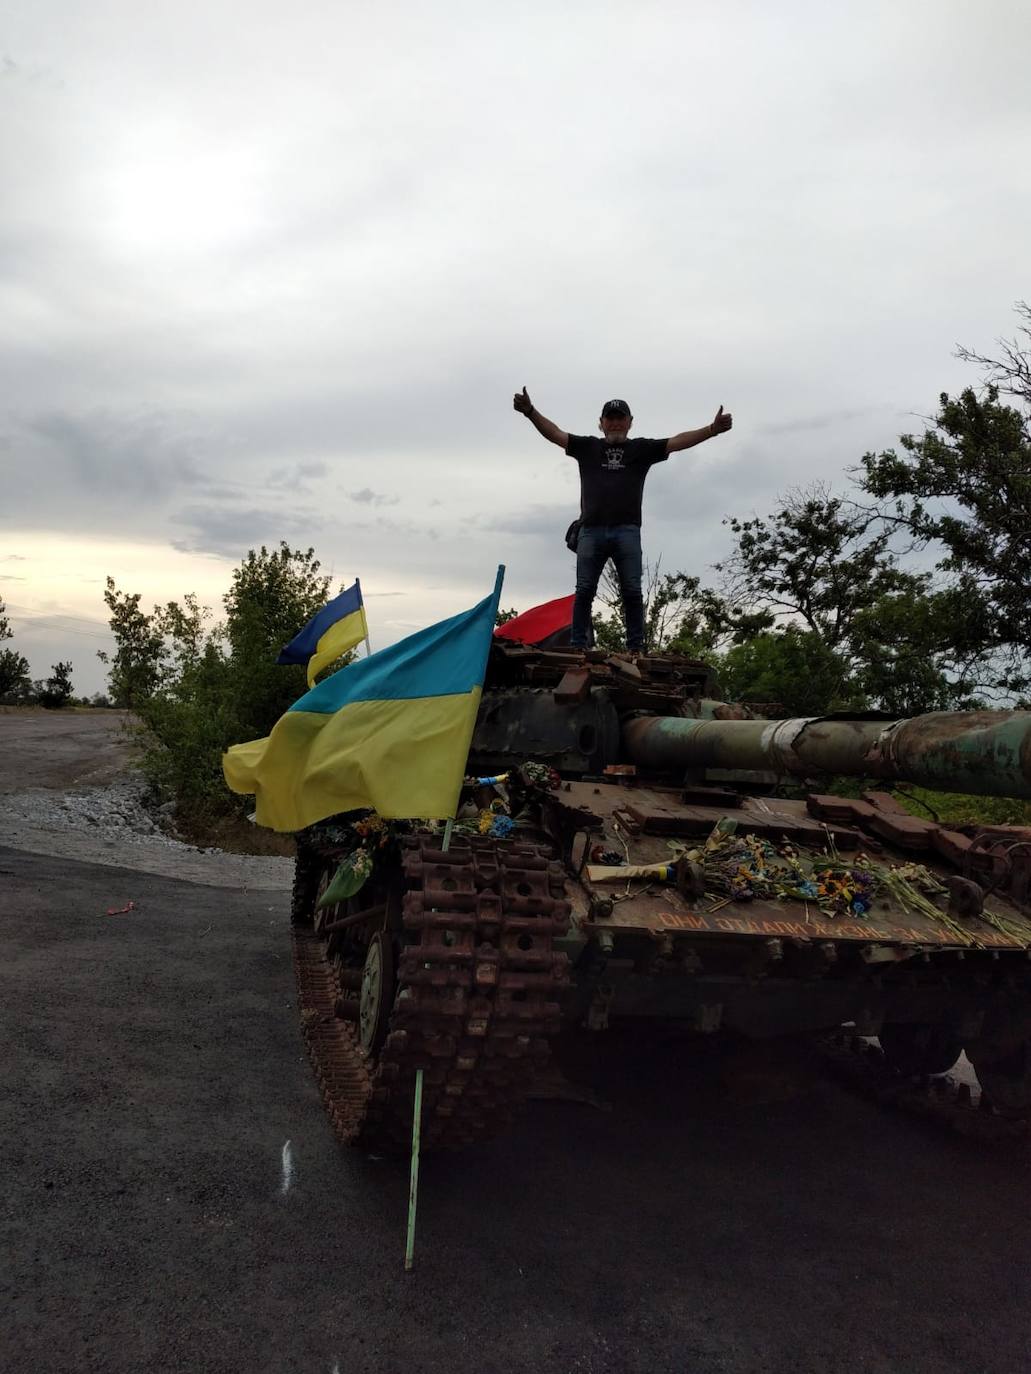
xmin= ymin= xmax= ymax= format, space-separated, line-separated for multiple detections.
xmin=281 ymin=1139 xmax=294 ymax=1194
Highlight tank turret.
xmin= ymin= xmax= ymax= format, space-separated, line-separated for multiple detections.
xmin=474 ymin=641 xmax=1031 ymax=800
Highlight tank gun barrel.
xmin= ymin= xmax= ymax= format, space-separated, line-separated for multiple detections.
xmin=621 ymin=710 xmax=1031 ymax=800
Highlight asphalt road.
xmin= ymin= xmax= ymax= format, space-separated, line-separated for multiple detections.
xmin=4 ymin=845 xmax=1031 ymax=1374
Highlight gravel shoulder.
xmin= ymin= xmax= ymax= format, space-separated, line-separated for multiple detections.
xmin=0 ymin=709 xmax=292 ymax=890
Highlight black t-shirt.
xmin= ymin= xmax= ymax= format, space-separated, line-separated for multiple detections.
xmin=565 ymin=435 xmax=669 ymax=527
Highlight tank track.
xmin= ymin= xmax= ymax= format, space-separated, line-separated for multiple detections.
xmin=817 ymin=1032 xmax=1030 ymax=1144
xmin=291 ymin=832 xmax=571 ymax=1153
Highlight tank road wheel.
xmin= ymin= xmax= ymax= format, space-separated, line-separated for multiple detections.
xmin=878 ymin=1022 xmax=963 ymax=1078
xmin=358 ymin=931 xmax=394 ymax=1055
xmin=312 ymin=865 xmax=338 ymax=935
xmin=968 ymin=1039 xmax=1031 ymax=1119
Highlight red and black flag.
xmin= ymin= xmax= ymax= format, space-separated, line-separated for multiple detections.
xmin=493 ymin=594 xmax=575 ymax=649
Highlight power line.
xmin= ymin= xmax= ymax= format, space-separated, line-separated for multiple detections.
xmin=3 ymin=602 xmax=109 ymax=629
xmin=2 ymin=604 xmax=112 ymax=641
xmin=12 ymin=622 xmax=112 ymax=642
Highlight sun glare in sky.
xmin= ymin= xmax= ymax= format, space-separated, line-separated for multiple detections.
xmin=6 ymin=531 xmax=232 ymax=633
xmin=3 ymin=531 xmax=484 ymax=694
xmin=99 ymin=128 xmax=263 ymax=255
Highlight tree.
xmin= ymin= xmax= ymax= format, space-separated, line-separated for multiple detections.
xmin=153 ymin=593 xmax=209 ymax=681
xmin=712 ymin=482 xmax=989 ymax=711
xmin=592 ymin=561 xmax=746 ymax=655
xmin=0 ymin=598 xmax=31 ymax=699
xmin=716 ymin=483 xmax=917 ymax=648
xmin=716 ymin=628 xmax=859 ymax=717
xmin=0 ymin=648 xmax=31 ymax=699
xmin=849 ymin=583 xmax=989 ymax=715
xmin=223 ymin=544 xmax=331 ymax=661
xmin=38 ymin=661 xmax=74 ymax=709
xmin=858 ymin=379 xmax=1031 ymax=691
xmin=97 ymin=577 xmax=167 ymax=707
xmin=220 ymin=544 xmax=336 ymax=745
xmin=129 ymin=543 xmax=353 ymax=825
xmin=955 ymin=299 xmax=1031 ymax=410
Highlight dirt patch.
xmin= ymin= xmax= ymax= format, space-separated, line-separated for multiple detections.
xmin=176 ymin=810 xmax=296 ymax=858
xmin=0 ymin=706 xmax=138 ymax=792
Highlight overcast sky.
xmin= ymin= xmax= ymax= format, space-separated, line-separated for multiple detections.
xmin=3 ymin=0 xmax=1029 ymax=696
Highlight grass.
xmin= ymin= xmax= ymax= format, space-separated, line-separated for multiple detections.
xmin=798 ymin=775 xmax=1031 ymax=828
xmin=892 ymin=786 xmax=1031 ymax=828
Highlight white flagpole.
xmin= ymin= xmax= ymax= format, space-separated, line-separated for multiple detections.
xmin=356 ymin=577 xmax=373 ymax=657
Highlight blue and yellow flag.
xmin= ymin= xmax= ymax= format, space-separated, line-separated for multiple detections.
xmin=224 ymin=569 xmax=504 ymax=831
xmin=276 ymin=580 xmax=368 ymax=687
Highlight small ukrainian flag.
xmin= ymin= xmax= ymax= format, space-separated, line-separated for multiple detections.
xmin=224 ymin=569 xmax=504 ymax=832
xmin=276 ymin=580 xmax=368 ymax=687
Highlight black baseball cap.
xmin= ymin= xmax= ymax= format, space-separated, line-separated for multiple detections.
xmin=601 ymin=398 xmax=632 ymax=418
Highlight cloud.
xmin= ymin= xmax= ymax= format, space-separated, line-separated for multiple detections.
xmin=24 ymin=408 xmax=206 ymax=490
xmin=757 ymin=407 xmax=889 ymax=437
xmin=479 ymin=504 xmax=575 ymax=537
xmin=1 ymin=54 xmax=61 ymax=87
xmin=2 ymin=0 xmax=1029 ymax=680
xmin=169 ymin=503 xmax=319 ymax=560
xmin=349 ymin=487 xmax=400 ymax=507
xmin=268 ymin=460 xmax=328 ymax=490
xmin=1 ymin=406 xmax=213 ymax=539
xmin=340 ymin=512 xmax=446 ymax=542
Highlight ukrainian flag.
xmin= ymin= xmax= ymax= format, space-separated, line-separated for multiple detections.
xmin=276 ymin=579 xmax=368 ymax=687
xmin=224 ymin=570 xmax=504 ymax=832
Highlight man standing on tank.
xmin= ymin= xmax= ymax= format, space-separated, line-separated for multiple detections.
xmin=512 ymin=390 xmax=733 ymax=653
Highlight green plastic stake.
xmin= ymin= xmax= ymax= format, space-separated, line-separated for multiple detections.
xmin=404 ymin=1067 xmax=424 ymax=1271
xmin=405 ymin=814 xmax=452 ymax=1268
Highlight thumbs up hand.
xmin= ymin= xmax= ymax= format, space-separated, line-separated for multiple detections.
xmin=711 ymin=405 xmax=733 ymax=435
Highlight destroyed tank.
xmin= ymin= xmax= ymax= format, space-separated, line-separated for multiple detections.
xmin=290 ymin=641 xmax=1031 ymax=1152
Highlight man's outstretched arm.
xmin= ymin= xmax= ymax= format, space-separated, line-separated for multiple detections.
xmin=666 ymin=404 xmax=733 ymax=454
xmin=513 ymin=386 xmax=569 ymax=448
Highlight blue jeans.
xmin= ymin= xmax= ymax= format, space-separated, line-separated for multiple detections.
xmin=571 ymin=524 xmax=644 ymax=650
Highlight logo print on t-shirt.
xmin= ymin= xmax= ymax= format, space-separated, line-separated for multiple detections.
xmin=603 ymin=447 xmax=625 ymax=470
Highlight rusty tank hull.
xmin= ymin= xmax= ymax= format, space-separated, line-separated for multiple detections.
xmin=291 ymin=642 xmax=1031 ymax=1152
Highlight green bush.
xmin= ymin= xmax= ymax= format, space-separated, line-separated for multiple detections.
xmin=103 ymin=544 xmax=353 ymax=827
